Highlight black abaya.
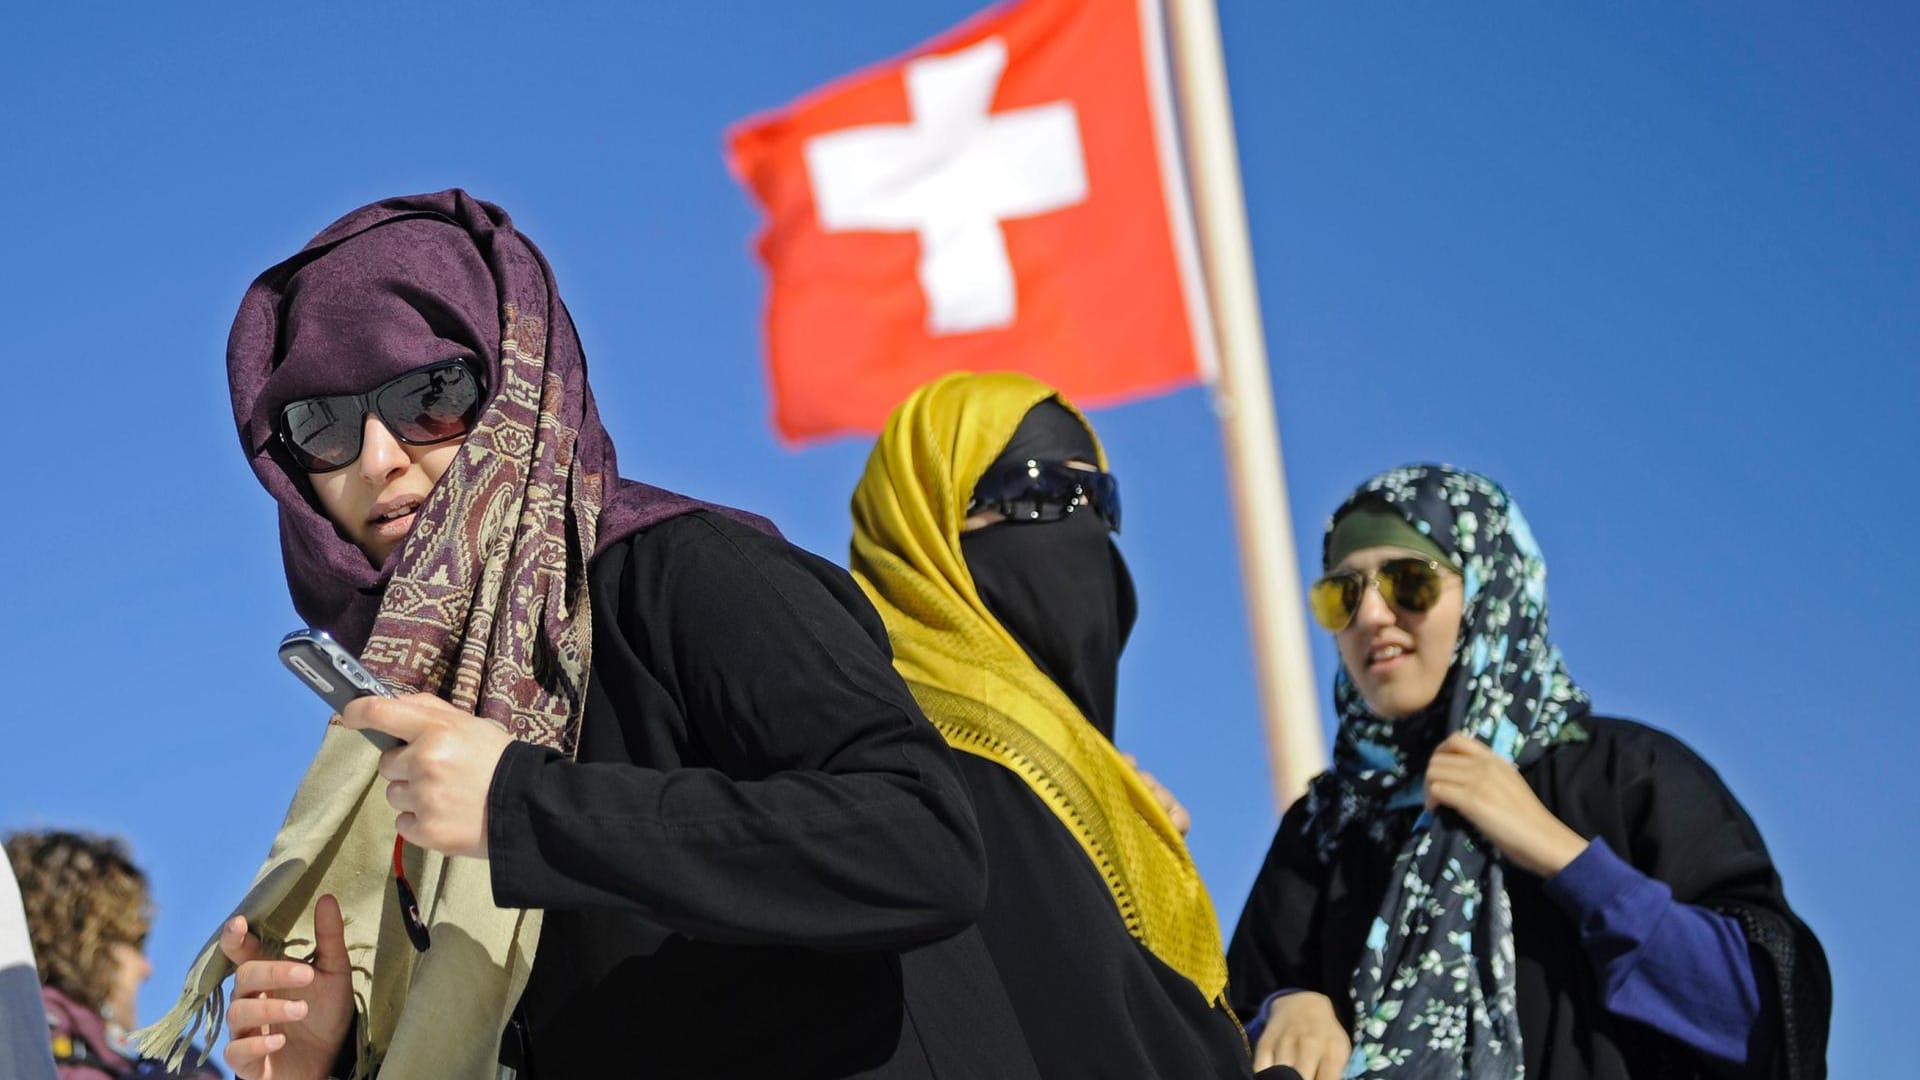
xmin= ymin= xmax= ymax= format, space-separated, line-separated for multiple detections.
xmin=1228 ymin=718 xmax=1829 ymax=1080
xmin=488 ymin=512 xmax=1042 ymax=1079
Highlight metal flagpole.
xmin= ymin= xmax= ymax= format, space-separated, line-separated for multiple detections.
xmin=1162 ymin=0 xmax=1325 ymax=810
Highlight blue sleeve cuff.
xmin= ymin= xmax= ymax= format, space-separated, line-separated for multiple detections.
xmin=1541 ymin=836 xmax=1763 ymax=1066
xmin=1542 ymin=836 xmax=1648 ymax=921
xmin=1242 ymin=988 xmax=1303 ymax=1043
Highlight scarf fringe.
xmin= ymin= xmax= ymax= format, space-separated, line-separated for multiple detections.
xmin=350 ymin=1010 xmax=378 ymax=1080
xmin=134 ymin=974 xmax=225 ymax=1070
xmin=134 ymin=922 xmax=295 ymax=1069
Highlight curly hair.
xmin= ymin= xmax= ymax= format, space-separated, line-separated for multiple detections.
xmin=4 ymin=830 xmax=151 ymax=1012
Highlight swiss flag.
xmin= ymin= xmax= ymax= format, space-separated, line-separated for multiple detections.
xmin=729 ymin=0 xmax=1217 ymax=443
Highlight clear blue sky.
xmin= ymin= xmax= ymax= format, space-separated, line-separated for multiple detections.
xmin=3 ymin=2 xmax=1912 ymax=1071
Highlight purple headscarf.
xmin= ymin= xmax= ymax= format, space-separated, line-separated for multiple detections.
xmin=229 ymin=190 xmax=770 ymax=741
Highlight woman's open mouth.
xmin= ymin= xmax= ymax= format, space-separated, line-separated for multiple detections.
xmin=367 ymin=496 xmax=424 ymax=541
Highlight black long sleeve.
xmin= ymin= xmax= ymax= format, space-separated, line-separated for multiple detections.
xmin=485 ymin=511 xmax=987 ymax=949
xmin=1226 ymin=798 xmax=1331 ymax=1019
xmin=490 ymin=513 xmax=1039 ymax=1078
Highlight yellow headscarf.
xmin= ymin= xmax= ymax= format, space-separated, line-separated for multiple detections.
xmin=850 ymin=371 xmax=1230 ymax=1005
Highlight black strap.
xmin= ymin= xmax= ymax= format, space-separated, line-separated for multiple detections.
xmin=499 ymin=1010 xmax=533 ymax=1078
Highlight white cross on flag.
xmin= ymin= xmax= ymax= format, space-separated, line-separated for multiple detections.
xmin=730 ymin=0 xmax=1216 ymax=442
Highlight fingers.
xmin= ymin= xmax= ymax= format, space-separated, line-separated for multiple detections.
xmin=1282 ymin=1036 xmax=1312 ymax=1080
xmin=228 ymin=994 xmax=310 ymax=1031
xmin=1423 ymin=736 xmax=1495 ymax=813
xmin=1120 ymin=754 xmax=1192 ymax=834
xmin=1257 ymin=992 xmax=1350 ymax=1080
xmin=222 ymin=896 xmax=354 ymax=1080
xmin=1137 ymin=771 xmax=1171 ymax=806
xmin=377 ymin=743 xmax=408 ymax=782
xmin=1319 ymin=1040 xmax=1352 ymax=1080
xmin=1167 ymin=801 xmax=1193 ymax=836
xmin=1140 ymin=774 xmax=1191 ymax=835
xmin=1252 ymin=1024 xmax=1284 ymax=1068
xmin=1425 ymin=779 xmax=1462 ymax=814
xmin=340 ymin=694 xmax=434 ymax=743
xmin=385 ymin=778 xmax=416 ymax=814
xmin=218 ymin=915 xmax=261 ymax=966
xmin=226 ymin=898 xmax=349 ymax=992
xmin=312 ymin=894 xmax=351 ymax=974
xmin=226 ymin=958 xmax=309 ymax=1078
xmin=224 ymin=1031 xmax=287 ymax=1077
xmin=233 ymin=958 xmax=316 ymax=998
xmin=1279 ymin=1035 xmax=1349 ymax=1080
xmin=1277 ymin=1034 xmax=1311 ymax=1079
xmin=1251 ymin=1020 xmax=1306 ymax=1071
xmin=1429 ymin=731 xmax=1486 ymax=763
xmin=1151 ymin=785 xmax=1190 ymax=834
xmin=1424 ymin=758 xmax=1461 ymax=812
xmin=376 ymin=732 xmax=434 ymax=804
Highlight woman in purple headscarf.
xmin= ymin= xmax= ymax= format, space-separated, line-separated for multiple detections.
xmin=141 ymin=191 xmax=1039 ymax=1080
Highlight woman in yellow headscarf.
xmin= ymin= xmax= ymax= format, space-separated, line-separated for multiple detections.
xmin=851 ymin=372 xmax=1257 ymax=1079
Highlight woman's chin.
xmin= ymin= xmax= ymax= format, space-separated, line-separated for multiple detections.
xmin=1361 ymin=687 xmax=1436 ymax=720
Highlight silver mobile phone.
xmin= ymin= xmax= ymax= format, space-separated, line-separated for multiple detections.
xmin=279 ymin=630 xmax=393 ymax=710
xmin=279 ymin=630 xmax=401 ymax=748
xmin=280 ymin=629 xmax=433 ymax=951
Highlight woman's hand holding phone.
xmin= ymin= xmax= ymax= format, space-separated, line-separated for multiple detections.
xmin=340 ymin=694 xmax=514 ymax=860
xmin=279 ymin=629 xmax=512 ymax=861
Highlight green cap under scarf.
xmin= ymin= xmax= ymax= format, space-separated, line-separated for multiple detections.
xmin=1324 ymin=504 xmax=1451 ymax=570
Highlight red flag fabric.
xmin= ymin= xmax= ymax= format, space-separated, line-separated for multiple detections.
xmin=729 ymin=0 xmax=1217 ymax=443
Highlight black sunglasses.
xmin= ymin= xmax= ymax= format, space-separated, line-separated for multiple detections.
xmin=1309 ymin=556 xmax=1453 ymax=631
xmin=277 ymin=359 xmax=486 ymax=473
xmin=969 ymin=458 xmax=1121 ymax=533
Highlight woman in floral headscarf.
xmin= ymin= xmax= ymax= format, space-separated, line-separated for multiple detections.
xmin=1227 ymin=465 xmax=1829 ymax=1080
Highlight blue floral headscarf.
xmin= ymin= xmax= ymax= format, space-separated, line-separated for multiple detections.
xmin=1302 ymin=465 xmax=1590 ymax=1078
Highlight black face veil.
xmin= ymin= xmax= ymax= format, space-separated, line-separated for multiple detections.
xmin=960 ymin=401 xmax=1137 ymax=739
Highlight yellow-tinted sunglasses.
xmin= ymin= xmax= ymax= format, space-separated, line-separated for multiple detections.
xmin=1309 ymin=556 xmax=1454 ymax=631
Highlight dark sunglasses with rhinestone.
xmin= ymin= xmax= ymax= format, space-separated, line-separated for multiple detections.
xmin=969 ymin=458 xmax=1121 ymax=533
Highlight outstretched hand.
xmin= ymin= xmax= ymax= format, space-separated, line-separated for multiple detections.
xmin=339 ymin=693 xmax=513 ymax=859
xmin=1121 ymin=753 xmax=1192 ymax=837
xmin=220 ymin=894 xmax=354 ymax=1080
xmin=1424 ymin=732 xmax=1589 ymax=877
